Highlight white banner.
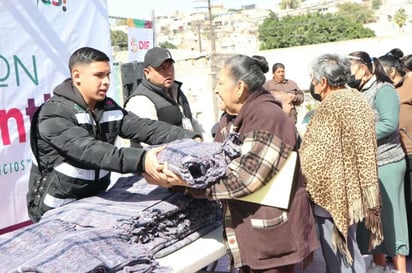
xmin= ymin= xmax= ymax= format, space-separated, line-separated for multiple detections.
xmin=0 ymin=0 xmax=112 ymax=231
xmin=128 ymin=19 xmax=154 ymax=62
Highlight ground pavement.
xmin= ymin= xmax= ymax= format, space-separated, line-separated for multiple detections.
xmin=295 ymin=249 xmax=412 ymax=273
xmin=211 ymin=248 xmax=412 ymax=273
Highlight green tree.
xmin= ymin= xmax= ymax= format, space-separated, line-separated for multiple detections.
xmin=394 ymin=8 xmax=408 ymax=28
xmin=336 ymin=2 xmax=376 ymax=24
xmin=159 ymin=41 xmax=177 ymax=49
xmin=110 ymin=30 xmax=128 ymax=50
xmin=258 ymin=12 xmax=375 ymax=50
xmin=279 ymin=0 xmax=301 ymax=10
xmin=371 ymin=0 xmax=382 ymax=10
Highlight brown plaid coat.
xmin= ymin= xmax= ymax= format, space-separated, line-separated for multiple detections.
xmin=208 ymin=90 xmax=319 ymax=270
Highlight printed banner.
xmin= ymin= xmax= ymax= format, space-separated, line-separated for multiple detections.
xmin=127 ymin=19 xmax=154 ymax=62
xmin=0 ymin=0 xmax=112 ymax=231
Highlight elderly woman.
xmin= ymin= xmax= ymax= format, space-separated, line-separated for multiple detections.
xmin=159 ymin=55 xmax=319 ymax=273
xmin=299 ymin=53 xmax=383 ymax=273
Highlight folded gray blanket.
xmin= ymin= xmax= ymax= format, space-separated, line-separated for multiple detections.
xmin=157 ymin=133 xmax=241 ymax=188
xmin=0 ymin=219 xmax=168 ymax=273
xmin=116 ymin=195 xmax=222 ymax=258
xmin=0 ymin=175 xmax=222 ymax=273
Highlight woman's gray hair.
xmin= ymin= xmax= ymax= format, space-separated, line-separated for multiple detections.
xmin=224 ymin=54 xmax=268 ymax=93
xmin=310 ymin=53 xmax=351 ymax=88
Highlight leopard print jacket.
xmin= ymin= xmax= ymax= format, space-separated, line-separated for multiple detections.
xmin=300 ymin=88 xmax=383 ymax=263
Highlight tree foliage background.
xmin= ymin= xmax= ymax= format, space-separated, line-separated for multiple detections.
xmin=110 ymin=30 xmax=128 ymax=50
xmin=258 ymin=11 xmax=375 ymax=50
xmin=394 ymin=8 xmax=408 ymax=28
xmin=336 ymin=2 xmax=376 ymax=24
xmin=279 ymin=0 xmax=302 ymax=10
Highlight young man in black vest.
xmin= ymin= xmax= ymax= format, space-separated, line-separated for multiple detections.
xmin=124 ymin=47 xmax=204 ymax=147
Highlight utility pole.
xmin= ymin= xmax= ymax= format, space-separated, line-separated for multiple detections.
xmin=194 ymin=0 xmax=216 ymax=59
xmin=207 ymin=0 xmax=216 ymax=56
xmin=151 ymin=9 xmax=156 ymax=47
xmin=206 ymin=0 xmax=219 ymax=122
xmin=194 ymin=0 xmax=219 ymax=122
xmin=194 ymin=21 xmax=202 ymax=52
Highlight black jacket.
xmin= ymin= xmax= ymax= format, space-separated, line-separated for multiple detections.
xmin=27 ymin=79 xmax=198 ymax=222
xmin=125 ymin=77 xmax=192 ymax=125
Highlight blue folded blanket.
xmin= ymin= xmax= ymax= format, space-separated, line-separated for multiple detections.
xmin=156 ymin=133 xmax=241 ymax=188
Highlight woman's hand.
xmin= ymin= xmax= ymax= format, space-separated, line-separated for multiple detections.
xmin=271 ymin=90 xmax=294 ymax=115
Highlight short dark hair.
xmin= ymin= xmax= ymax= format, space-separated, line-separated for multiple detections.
xmin=272 ymin=62 xmax=285 ymax=73
xmin=68 ymin=47 xmax=110 ymax=71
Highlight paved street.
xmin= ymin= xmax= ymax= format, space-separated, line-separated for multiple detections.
xmin=212 ymin=248 xmax=412 ymax=273
xmin=297 ymin=249 xmax=412 ymax=273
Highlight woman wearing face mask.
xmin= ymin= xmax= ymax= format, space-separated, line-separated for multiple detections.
xmin=300 ymin=53 xmax=383 ymax=273
xmin=348 ymin=51 xmax=409 ymax=273
xmin=379 ymin=48 xmax=412 ymax=262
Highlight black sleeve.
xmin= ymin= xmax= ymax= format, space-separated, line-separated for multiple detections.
xmin=120 ymin=110 xmax=201 ymax=145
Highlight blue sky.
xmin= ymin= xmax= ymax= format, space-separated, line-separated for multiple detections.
xmin=107 ymin=0 xmax=276 ymax=19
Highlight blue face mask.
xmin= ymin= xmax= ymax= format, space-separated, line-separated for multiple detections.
xmin=309 ymin=82 xmax=321 ymax=101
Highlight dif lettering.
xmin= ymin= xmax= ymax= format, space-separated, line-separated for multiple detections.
xmin=139 ymin=41 xmax=150 ymax=50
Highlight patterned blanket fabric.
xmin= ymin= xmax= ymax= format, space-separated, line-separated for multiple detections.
xmin=157 ymin=132 xmax=241 ymax=188
xmin=0 ymin=175 xmax=222 ymax=273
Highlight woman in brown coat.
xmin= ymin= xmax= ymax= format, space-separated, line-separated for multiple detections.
xmin=169 ymin=55 xmax=319 ymax=273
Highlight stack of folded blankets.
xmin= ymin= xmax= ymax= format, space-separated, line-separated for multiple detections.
xmin=0 ymin=175 xmax=222 ymax=273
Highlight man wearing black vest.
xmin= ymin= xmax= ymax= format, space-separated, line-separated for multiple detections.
xmin=125 ymin=47 xmax=204 ymax=147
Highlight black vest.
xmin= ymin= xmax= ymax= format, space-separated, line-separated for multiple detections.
xmin=125 ymin=78 xmax=193 ymax=147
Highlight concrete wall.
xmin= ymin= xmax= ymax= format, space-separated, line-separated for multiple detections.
xmin=172 ymin=34 xmax=412 ymax=136
xmin=256 ymin=34 xmax=412 ymax=89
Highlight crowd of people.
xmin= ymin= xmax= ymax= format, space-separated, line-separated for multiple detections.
xmin=27 ymin=46 xmax=411 ymax=273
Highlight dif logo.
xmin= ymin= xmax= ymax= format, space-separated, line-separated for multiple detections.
xmin=130 ymin=38 xmax=151 ymax=53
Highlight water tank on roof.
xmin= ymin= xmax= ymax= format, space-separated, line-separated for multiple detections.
xmin=120 ymin=61 xmax=145 ymax=101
